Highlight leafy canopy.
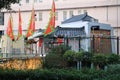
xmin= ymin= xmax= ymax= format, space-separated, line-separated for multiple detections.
xmin=0 ymin=0 xmax=18 ymax=10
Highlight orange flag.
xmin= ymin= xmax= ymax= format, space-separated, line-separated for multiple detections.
xmin=44 ymin=0 xmax=56 ymax=36
xmin=26 ymin=6 xmax=35 ymax=38
xmin=6 ymin=14 xmax=14 ymax=41
xmin=16 ymin=9 xmax=22 ymax=40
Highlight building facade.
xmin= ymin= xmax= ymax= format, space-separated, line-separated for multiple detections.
xmin=0 ymin=0 xmax=120 ymax=54
xmin=0 ymin=0 xmax=119 ymax=35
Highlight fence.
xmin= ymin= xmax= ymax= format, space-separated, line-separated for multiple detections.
xmin=46 ymin=35 xmax=120 ymax=55
xmin=90 ymin=35 xmax=119 ymax=54
xmin=0 ymin=35 xmax=120 ymax=59
xmin=0 ymin=53 xmax=35 ymax=59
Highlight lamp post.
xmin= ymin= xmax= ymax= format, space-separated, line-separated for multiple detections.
xmin=116 ymin=0 xmax=119 ymax=37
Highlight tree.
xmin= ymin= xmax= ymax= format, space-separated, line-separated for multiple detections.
xmin=63 ymin=50 xmax=76 ymax=62
xmin=107 ymin=54 xmax=120 ymax=64
xmin=43 ymin=45 xmax=70 ymax=69
xmin=0 ymin=0 xmax=18 ymax=10
xmin=92 ymin=54 xmax=107 ymax=70
xmin=75 ymin=51 xmax=84 ymax=70
xmin=63 ymin=50 xmax=76 ymax=68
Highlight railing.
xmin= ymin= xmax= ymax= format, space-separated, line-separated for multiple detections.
xmin=0 ymin=53 xmax=37 ymax=59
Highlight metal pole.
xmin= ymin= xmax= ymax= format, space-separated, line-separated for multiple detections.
xmin=116 ymin=0 xmax=118 ymax=36
xmin=78 ymin=37 xmax=81 ymax=51
xmin=93 ymin=35 xmax=95 ymax=53
xmin=117 ymin=37 xmax=119 ymax=55
xmin=66 ymin=37 xmax=69 ymax=46
xmin=11 ymin=40 xmax=13 ymax=57
xmin=36 ymin=43 xmax=37 ymax=56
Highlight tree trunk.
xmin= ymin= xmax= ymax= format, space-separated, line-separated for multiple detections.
xmin=91 ymin=62 xmax=94 ymax=69
xmin=77 ymin=61 xmax=80 ymax=70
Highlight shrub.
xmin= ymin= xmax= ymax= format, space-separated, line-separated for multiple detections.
xmin=75 ymin=51 xmax=84 ymax=61
xmin=43 ymin=45 xmax=70 ymax=69
xmin=63 ymin=50 xmax=76 ymax=68
xmin=107 ymin=54 xmax=120 ymax=64
xmin=92 ymin=54 xmax=107 ymax=65
xmin=82 ymin=51 xmax=93 ymax=62
xmin=44 ymin=53 xmax=66 ymax=69
xmin=49 ymin=45 xmax=71 ymax=55
xmin=91 ymin=54 xmax=107 ymax=69
xmin=63 ymin=50 xmax=76 ymax=62
xmin=0 ymin=66 xmax=120 ymax=80
xmin=103 ymin=64 xmax=120 ymax=80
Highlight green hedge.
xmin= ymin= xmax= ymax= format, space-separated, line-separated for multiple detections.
xmin=0 ymin=65 xmax=120 ymax=80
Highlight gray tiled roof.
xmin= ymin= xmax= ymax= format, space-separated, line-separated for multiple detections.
xmin=53 ymin=27 xmax=86 ymax=37
xmin=62 ymin=13 xmax=97 ymax=24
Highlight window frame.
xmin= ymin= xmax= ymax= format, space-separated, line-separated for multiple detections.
xmin=63 ymin=11 xmax=67 ymax=21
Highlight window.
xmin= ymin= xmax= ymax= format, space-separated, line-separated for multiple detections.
xmin=55 ymin=0 xmax=58 ymax=1
xmin=19 ymin=0 xmax=22 ymax=5
xmin=39 ymin=0 xmax=43 ymax=2
xmin=39 ymin=12 xmax=42 ymax=21
xmin=0 ymin=13 xmax=4 ymax=25
xmin=12 ymin=48 xmax=21 ymax=54
xmin=34 ymin=0 xmax=42 ymax=3
xmin=69 ymin=11 xmax=74 ymax=18
xmin=78 ymin=10 xmax=81 ymax=15
xmin=26 ymin=0 xmax=29 ymax=3
xmin=19 ymin=0 xmax=21 ymax=3
xmin=55 ymin=12 xmax=58 ymax=20
xmin=34 ymin=0 xmax=37 ymax=3
xmin=35 ymin=16 xmax=37 ymax=21
xmin=83 ymin=10 xmax=87 ymax=13
xmin=63 ymin=11 xmax=67 ymax=20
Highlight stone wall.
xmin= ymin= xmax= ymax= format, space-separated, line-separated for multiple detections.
xmin=0 ymin=57 xmax=42 ymax=70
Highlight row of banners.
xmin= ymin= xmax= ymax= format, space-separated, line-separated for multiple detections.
xmin=6 ymin=0 xmax=56 ymax=41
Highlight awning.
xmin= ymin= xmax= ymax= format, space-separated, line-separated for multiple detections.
xmin=28 ymin=32 xmax=44 ymax=40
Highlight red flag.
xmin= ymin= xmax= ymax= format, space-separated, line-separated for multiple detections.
xmin=44 ymin=0 xmax=56 ymax=36
xmin=38 ymin=38 xmax=43 ymax=47
xmin=16 ymin=9 xmax=22 ymax=40
xmin=26 ymin=6 xmax=35 ymax=38
xmin=6 ymin=14 xmax=14 ymax=41
xmin=57 ymin=38 xmax=63 ymax=44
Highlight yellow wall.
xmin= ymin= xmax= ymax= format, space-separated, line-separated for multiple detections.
xmin=0 ymin=57 xmax=42 ymax=70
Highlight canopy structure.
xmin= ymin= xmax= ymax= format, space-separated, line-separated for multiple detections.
xmin=28 ymin=32 xmax=44 ymax=40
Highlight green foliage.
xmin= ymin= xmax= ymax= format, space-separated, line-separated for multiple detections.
xmin=49 ymin=45 xmax=71 ymax=55
xmin=107 ymin=64 xmax=120 ymax=74
xmin=75 ymin=51 xmax=84 ymax=61
xmin=82 ymin=51 xmax=93 ymax=62
xmin=63 ymin=50 xmax=76 ymax=62
xmin=44 ymin=53 xmax=66 ymax=69
xmin=44 ymin=45 xmax=70 ymax=69
xmin=103 ymin=64 xmax=120 ymax=80
xmin=107 ymin=54 xmax=120 ymax=64
xmin=0 ymin=67 xmax=120 ymax=80
xmin=92 ymin=54 xmax=107 ymax=65
xmin=44 ymin=44 xmax=120 ymax=70
xmin=0 ymin=68 xmax=99 ymax=80
xmin=0 ymin=0 xmax=18 ymax=10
